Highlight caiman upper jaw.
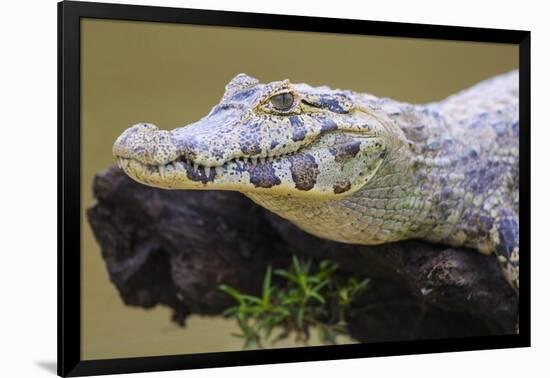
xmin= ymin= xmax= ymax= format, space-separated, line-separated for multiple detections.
xmin=113 ymin=122 xmax=302 ymax=169
xmin=112 ymin=121 xmax=310 ymax=190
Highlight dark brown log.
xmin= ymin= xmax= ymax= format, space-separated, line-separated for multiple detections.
xmin=87 ymin=167 xmax=518 ymax=343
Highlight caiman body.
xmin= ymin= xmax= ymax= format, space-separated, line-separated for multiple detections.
xmin=113 ymin=71 xmax=519 ymax=287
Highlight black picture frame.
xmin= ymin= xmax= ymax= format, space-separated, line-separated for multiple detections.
xmin=58 ymin=1 xmax=531 ymax=376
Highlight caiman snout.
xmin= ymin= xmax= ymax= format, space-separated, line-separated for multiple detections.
xmin=113 ymin=123 xmax=179 ymax=165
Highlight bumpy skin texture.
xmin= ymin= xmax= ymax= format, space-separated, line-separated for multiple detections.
xmin=113 ymin=71 xmax=519 ymax=288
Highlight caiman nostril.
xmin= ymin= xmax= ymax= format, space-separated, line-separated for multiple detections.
xmin=132 ymin=122 xmax=159 ymax=132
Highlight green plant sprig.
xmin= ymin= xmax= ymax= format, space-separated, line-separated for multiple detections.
xmin=219 ymin=256 xmax=369 ymax=349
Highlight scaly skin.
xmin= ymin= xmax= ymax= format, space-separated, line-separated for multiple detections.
xmin=113 ymin=71 xmax=519 ymax=288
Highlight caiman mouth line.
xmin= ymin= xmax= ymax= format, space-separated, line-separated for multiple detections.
xmin=116 ymin=148 xmax=302 ymax=180
xmin=115 ymin=129 xmax=373 ymax=182
xmin=115 ymin=127 xmax=357 ymax=180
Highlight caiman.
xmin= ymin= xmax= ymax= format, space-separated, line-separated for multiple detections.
xmin=113 ymin=71 xmax=520 ymax=288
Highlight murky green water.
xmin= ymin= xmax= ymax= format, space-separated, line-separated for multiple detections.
xmin=80 ymin=18 xmax=517 ymax=360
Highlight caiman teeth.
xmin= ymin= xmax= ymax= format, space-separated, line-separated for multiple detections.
xmin=116 ymin=146 xmax=301 ymax=180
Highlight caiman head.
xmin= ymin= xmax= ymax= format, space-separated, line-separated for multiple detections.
xmin=113 ymin=73 xmax=405 ymax=199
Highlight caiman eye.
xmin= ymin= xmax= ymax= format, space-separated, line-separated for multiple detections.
xmin=270 ymin=92 xmax=294 ymax=111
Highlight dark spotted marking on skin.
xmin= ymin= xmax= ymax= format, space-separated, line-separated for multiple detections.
xmin=320 ymin=118 xmax=338 ymax=133
xmin=211 ymin=147 xmax=225 ymax=159
xmin=292 ymin=129 xmax=307 ymax=142
xmin=209 ymin=103 xmax=234 ymax=117
xmin=230 ymin=87 xmax=259 ymax=102
xmin=427 ymin=141 xmax=440 ymax=151
xmin=492 ymin=121 xmax=509 ymax=137
xmin=239 ymin=132 xmax=262 ymax=155
xmin=306 ymin=94 xmax=351 ymax=114
xmin=176 ymin=137 xmax=199 ymax=161
xmin=403 ymin=125 xmax=428 ymax=144
xmin=329 ymin=141 xmax=361 ymax=163
xmin=289 ymin=116 xmax=307 ymax=142
xmin=290 ymin=154 xmax=319 ymax=191
xmin=288 ymin=115 xmax=304 ymax=127
xmin=184 ymin=164 xmax=216 ymax=184
xmin=117 ymin=132 xmax=131 ymax=146
xmin=132 ymin=145 xmax=146 ymax=154
xmin=320 ymin=98 xmax=347 ymax=113
xmin=248 ymin=164 xmax=281 ymax=188
xmin=333 ymin=181 xmax=351 ymax=194
xmin=440 ymin=187 xmax=452 ymax=201
xmin=442 ymin=138 xmax=454 ymax=151
xmin=496 ymin=209 xmax=518 ymax=256
xmin=478 ymin=215 xmax=494 ymax=233
xmin=511 ymin=120 xmax=519 ymax=137
xmin=314 ymin=95 xmax=349 ymax=114
xmin=270 ymin=140 xmax=279 ymax=149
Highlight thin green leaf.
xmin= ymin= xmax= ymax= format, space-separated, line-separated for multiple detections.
xmin=274 ymin=269 xmax=298 ymax=284
xmin=240 ymin=295 xmax=263 ymax=304
xmin=303 ymin=259 xmax=312 ymax=274
xmin=309 ymin=291 xmax=326 ymax=304
xmin=281 ymin=296 xmax=302 ymax=306
xmin=262 ymin=265 xmax=272 ymax=304
xmin=222 ymin=307 xmax=239 ymax=317
xmin=312 ymin=280 xmax=330 ymax=293
xmin=292 ymin=255 xmax=302 ymax=276
xmin=297 ymin=306 xmax=305 ymax=328
xmin=218 ymin=284 xmax=245 ymax=304
xmin=274 ymin=307 xmax=291 ymax=316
